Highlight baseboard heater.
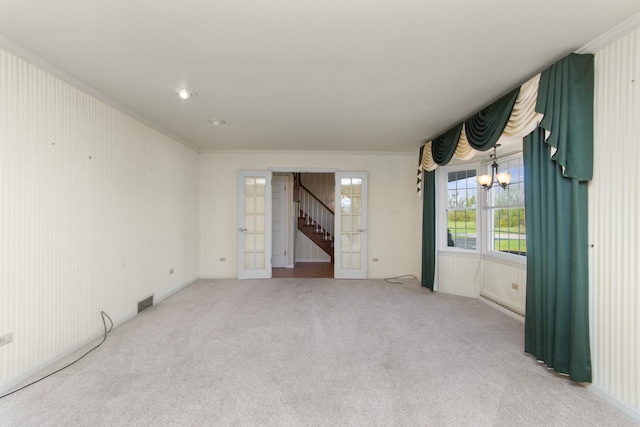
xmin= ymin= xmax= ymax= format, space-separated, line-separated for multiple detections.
xmin=479 ymin=293 xmax=524 ymax=318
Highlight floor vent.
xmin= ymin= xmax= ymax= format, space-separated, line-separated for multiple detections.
xmin=137 ymin=295 xmax=154 ymax=313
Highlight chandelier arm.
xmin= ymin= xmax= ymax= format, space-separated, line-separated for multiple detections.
xmin=478 ymin=145 xmax=509 ymax=191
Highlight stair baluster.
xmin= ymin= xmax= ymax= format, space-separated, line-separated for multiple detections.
xmin=297 ymin=183 xmax=335 ymax=262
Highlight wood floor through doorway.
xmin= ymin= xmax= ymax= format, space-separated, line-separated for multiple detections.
xmin=272 ymin=262 xmax=333 ymax=278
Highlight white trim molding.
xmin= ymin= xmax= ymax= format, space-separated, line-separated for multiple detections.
xmin=578 ymin=11 xmax=640 ymax=54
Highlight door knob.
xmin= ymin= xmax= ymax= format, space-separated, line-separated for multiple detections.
xmin=239 ymin=228 xmax=248 ymax=232
xmin=358 ymin=228 xmax=367 ymax=233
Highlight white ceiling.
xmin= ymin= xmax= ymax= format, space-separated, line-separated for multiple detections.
xmin=1 ymin=1 xmax=639 ymax=153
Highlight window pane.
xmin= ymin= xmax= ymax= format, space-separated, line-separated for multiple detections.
xmin=341 ymin=196 xmax=351 ymax=214
xmin=351 ymin=253 xmax=361 ymax=269
xmin=255 ymin=215 xmax=265 ymax=232
xmin=488 ymin=155 xmax=526 ymax=258
xmin=341 ymin=252 xmax=351 ymax=269
xmin=255 ymin=196 xmax=265 ymax=214
xmin=351 ymin=196 xmax=361 ymax=214
xmin=341 ymin=178 xmax=352 ymax=195
xmin=244 ymin=178 xmax=255 ymax=195
xmin=447 ymin=209 xmax=477 ymax=250
xmin=255 ymin=178 xmax=266 ymax=195
xmin=448 ymin=190 xmax=458 ymax=208
xmin=444 ymin=168 xmax=478 ymax=252
xmin=492 ymin=207 xmax=526 ymax=256
xmin=352 ymin=179 xmax=362 ymax=195
xmin=343 ymin=217 xmax=352 ymax=232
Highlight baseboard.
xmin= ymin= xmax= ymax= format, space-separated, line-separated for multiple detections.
xmin=0 ymin=276 xmax=200 ymax=397
xmin=587 ymin=384 xmax=640 ymax=424
xmin=437 ymin=289 xmax=479 ymax=299
xmin=479 ymin=295 xmax=525 ymax=323
xmin=155 ymin=276 xmax=199 ymax=304
xmin=295 ymin=259 xmax=331 ymax=263
xmin=0 ymin=310 xmax=137 ymax=397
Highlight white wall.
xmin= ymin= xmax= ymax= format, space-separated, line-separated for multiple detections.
xmin=479 ymin=258 xmax=526 ymax=314
xmin=436 ymin=253 xmax=526 ymax=314
xmin=0 ymin=49 xmax=199 ymax=391
xmin=199 ymin=151 xmax=421 ymax=279
xmin=300 ymin=172 xmax=335 ymax=210
xmin=589 ymin=24 xmax=640 ymax=417
xmin=436 ymin=253 xmax=481 ymax=298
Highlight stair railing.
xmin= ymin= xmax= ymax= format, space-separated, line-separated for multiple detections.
xmin=298 ymin=184 xmax=334 ymax=243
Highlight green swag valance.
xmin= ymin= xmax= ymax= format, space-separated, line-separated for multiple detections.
xmin=465 ymin=88 xmax=520 ymax=151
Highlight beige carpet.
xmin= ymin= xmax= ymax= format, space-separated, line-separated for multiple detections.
xmin=0 ymin=278 xmax=636 ymax=426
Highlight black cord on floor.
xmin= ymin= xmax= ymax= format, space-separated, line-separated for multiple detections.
xmin=0 ymin=311 xmax=113 ymax=400
xmin=385 ymin=274 xmax=418 ymax=284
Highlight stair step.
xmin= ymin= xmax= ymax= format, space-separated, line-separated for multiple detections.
xmin=297 ymin=216 xmax=334 ymax=261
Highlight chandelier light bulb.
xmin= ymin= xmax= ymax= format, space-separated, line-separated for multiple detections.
xmin=497 ymin=172 xmax=511 ymax=186
xmin=478 ymin=174 xmax=492 ymax=188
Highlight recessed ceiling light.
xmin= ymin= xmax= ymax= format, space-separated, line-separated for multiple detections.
xmin=208 ymin=119 xmax=226 ymax=126
xmin=177 ymin=89 xmax=197 ymax=100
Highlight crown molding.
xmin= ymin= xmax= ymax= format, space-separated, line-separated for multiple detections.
xmin=0 ymin=34 xmax=200 ymax=153
xmin=578 ymin=11 xmax=640 ymax=54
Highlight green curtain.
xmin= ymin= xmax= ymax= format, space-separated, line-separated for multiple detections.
xmin=536 ymin=54 xmax=594 ymax=181
xmin=465 ymin=88 xmax=520 ymax=151
xmin=524 ymin=53 xmax=594 ymax=382
xmin=421 ymin=168 xmax=436 ymax=291
xmin=523 ymin=128 xmax=591 ymax=382
xmin=431 ymin=123 xmax=463 ymax=165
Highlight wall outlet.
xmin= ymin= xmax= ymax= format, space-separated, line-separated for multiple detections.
xmin=372 ymin=258 xmax=379 ymax=262
xmin=219 ymin=257 xmax=226 ymax=262
xmin=512 ymin=283 xmax=519 ymax=290
xmin=0 ymin=332 xmax=13 ymax=347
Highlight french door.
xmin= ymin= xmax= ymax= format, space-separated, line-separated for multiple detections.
xmin=334 ymin=172 xmax=368 ymax=279
xmin=237 ymin=171 xmax=272 ymax=279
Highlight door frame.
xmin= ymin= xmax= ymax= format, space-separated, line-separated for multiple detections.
xmin=271 ymin=175 xmax=288 ymax=268
xmin=241 ymin=167 xmax=369 ymax=279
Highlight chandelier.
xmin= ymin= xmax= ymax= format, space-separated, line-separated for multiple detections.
xmin=477 ymin=145 xmax=511 ymax=191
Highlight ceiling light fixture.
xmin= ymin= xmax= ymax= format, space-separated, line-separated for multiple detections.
xmin=177 ymin=89 xmax=197 ymax=100
xmin=208 ymin=119 xmax=226 ymax=126
xmin=477 ymin=144 xmax=511 ymax=191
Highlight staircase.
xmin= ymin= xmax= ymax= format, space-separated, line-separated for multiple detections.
xmin=295 ymin=174 xmax=334 ymax=262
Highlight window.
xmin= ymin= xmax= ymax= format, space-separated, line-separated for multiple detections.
xmin=485 ymin=155 xmax=526 ymax=258
xmin=438 ymin=153 xmax=526 ymax=262
xmin=445 ymin=169 xmax=478 ymax=251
